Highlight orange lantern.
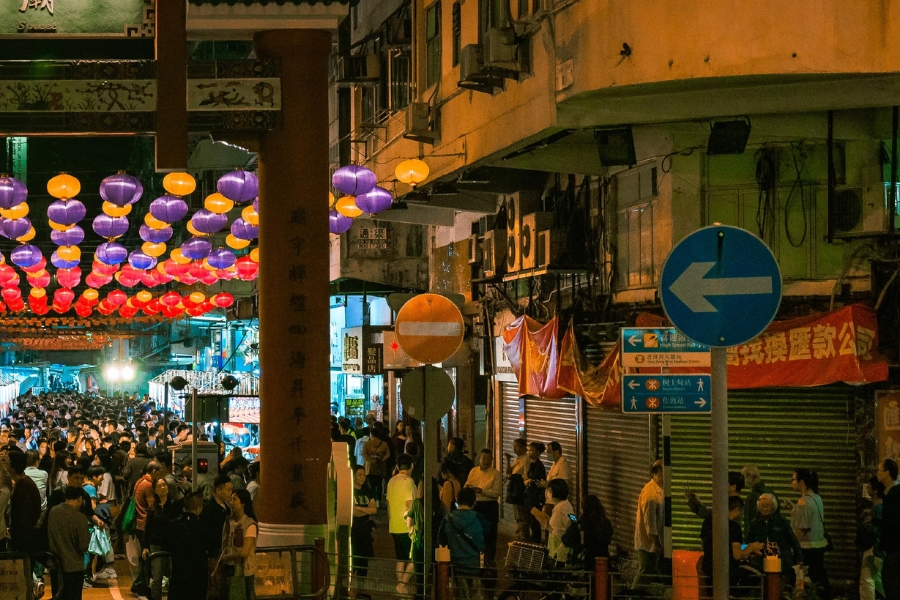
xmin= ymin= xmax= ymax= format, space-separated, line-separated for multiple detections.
xmin=329 ymin=192 xmax=336 ymax=208
xmin=30 ymin=288 xmax=46 ymax=299
xmin=47 ymin=174 xmax=81 ymax=199
xmin=144 ymin=213 xmax=168 ymax=230
xmin=395 ymin=159 xmax=429 ymax=186
xmin=136 ymin=290 xmax=153 ymax=304
xmin=48 ymin=219 xmax=74 ymax=232
xmin=0 ymin=203 xmax=28 ymax=220
xmin=170 ymin=248 xmax=191 ymax=265
xmin=249 ymin=247 xmax=259 ymax=262
xmin=241 ymin=206 xmax=259 ymax=225
xmin=82 ymin=289 xmax=99 ymax=301
xmin=16 ymin=227 xmax=36 ymax=242
xmin=189 ymin=291 xmax=206 ymax=304
xmin=102 ymin=201 xmax=132 ymax=217
xmin=204 ymin=193 xmax=234 ymax=214
xmin=57 ymin=246 xmax=81 ymax=261
xmin=186 ymin=221 xmax=207 ymax=237
xmin=142 ymin=242 xmax=167 ymax=257
xmin=162 ymin=172 xmax=196 ymax=196
xmin=335 ymin=196 xmax=363 ymax=218
xmin=225 ymin=234 xmax=250 ymax=250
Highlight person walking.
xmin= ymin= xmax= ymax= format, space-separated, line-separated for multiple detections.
xmin=786 ymin=468 xmax=830 ymax=598
xmin=875 ymin=458 xmax=899 ymax=600
xmin=386 ymin=454 xmax=417 ymax=595
xmin=362 ymin=426 xmax=390 ymax=501
xmin=48 ymin=486 xmax=91 ymax=600
xmin=465 ymin=449 xmax=501 ymax=566
xmin=504 ymin=438 xmax=530 ymax=540
xmin=634 ymin=460 xmax=664 ymax=583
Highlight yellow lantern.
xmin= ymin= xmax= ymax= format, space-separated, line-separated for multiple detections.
xmin=0 ymin=254 xmax=5 ymax=265
xmin=0 ymin=203 xmax=28 ymax=220
xmin=136 ymin=290 xmax=153 ymax=304
xmin=57 ymin=246 xmax=81 ymax=261
xmin=250 ymin=247 xmax=259 ymax=262
xmin=204 ymin=193 xmax=234 ymax=215
xmin=186 ymin=221 xmax=207 ymax=237
xmin=226 ymin=234 xmax=250 ymax=250
xmin=47 ymin=174 xmax=81 ymax=199
xmin=30 ymin=288 xmax=46 ymax=298
xmin=142 ymin=242 xmax=167 ymax=257
xmin=103 ymin=201 xmax=132 ymax=217
xmin=395 ymin=159 xmax=429 ymax=186
xmin=335 ymin=196 xmax=362 ymax=218
xmin=16 ymin=227 xmax=35 ymax=242
xmin=162 ymin=172 xmax=196 ymax=196
xmin=189 ymin=292 xmax=206 ymax=304
xmin=82 ymin=289 xmax=98 ymax=301
xmin=32 ymin=269 xmax=47 ymax=279
xmin=48 ymin=219 xmax=74 ymax=232
xmin=328 ymin=192 xmax=335 ymax=208
xmin=144 ymin=213 xmax=168 ymax=230
xmin=241 ymin=206 xmax=259 ymax=225
xmin=170 ymin=249 xmax=191 ymax=265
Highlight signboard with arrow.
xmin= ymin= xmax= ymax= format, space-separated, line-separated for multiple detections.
xmin=620 ymin=327 xmax=710 ymax=368
xmin=621 ymin=374 xmax=712 ymax=414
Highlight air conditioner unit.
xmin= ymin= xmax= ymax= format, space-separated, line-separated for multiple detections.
xmin=832 ymin=183 xmax=900 ymax=237
xmin=385 ymin=14 xmax=412 ymax=47
xmin=467 ymin=234 xmax=481 ymax=264
xmin=478 ymin=215 xmax=496 ymax=236
xmin=337 ymin=55 xmax=380 ymax=85
xmin=404 ymin=101 xmax=438 ymax=144
xmin=520 ymin=212 xmax=554 ymax=269
xmin=484 ymin=27 xmax=519 ymax=76
xmin=504 ymin=191 xmax=540 ymax=273
xmin=536 ymin=229 xmax=567 ymax=268
xmin=482 ymin=230 xmax=507 ymax=278
xmin=458 ymin=44 xmax=503 ymax=94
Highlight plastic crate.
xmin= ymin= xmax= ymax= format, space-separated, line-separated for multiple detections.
xmin=505 ymin=541 xmax=548 ymax=572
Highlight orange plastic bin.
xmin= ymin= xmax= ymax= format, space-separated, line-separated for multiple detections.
xmin=672 ymin=550 xmax=703 ymax=600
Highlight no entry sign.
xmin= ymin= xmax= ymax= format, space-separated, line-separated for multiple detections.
xmin=395 ymin=293 xmax=464 ymax=365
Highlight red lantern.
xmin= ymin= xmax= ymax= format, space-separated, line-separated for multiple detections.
xmin=119 ymin=305 xmax=139 ymax=318
xmin=179 ymin=273 xmax=199 ymax=285
xmin=0 ymin=268 xmax=15 ymax=284
xmin=160 ymin=291 xmax=181 ymax=307
xmin=52 ymin=302 xmax=69 ymax=314
xmin=1 ymin=273 xmax=19 ymax=288
xmin=92 ymin=261 xmax=119 ymax=276
xmin=140 ymin=271 xmax=159 ymax=287
xmin=97 ymin=300 xmax=115 ymax=315
xmin=117 ymin=275 xmax=139 ymax=288
xmin=75 ymin=304 xmax=92 ymax=317
xmin=199 ymin=300 xmax=215 ymax=313
xmin=108 ymin=290 xmax=127 ymax=306
xmin=54 ymin=288 xmax=75 ymax=304
xmin=186 ymin=306 xmax=205 ymax=317
xmin=199 ymin=271 xmax=219 ymax=285
xmin=142 ymin=300 xmax=161 ymax=315
xmin=7 ymin=298 xmax=25 ymax=312
xmin=27 ymin=272 xmax=51 ymax=288
xmin=56 ymin=269 xmax=81 ymax=288
xmin=162 ymin=305 xmax=184 ymax=318
xmin=32 ymin=304 xmax=50 ymax=315
xmin=21 ymin=257 xmax=47 ymax=274
xmin=181 ymin=294 xmax=198 ymax=309
xmin=212 ymin=292 xmax=235 ymax=308
xmin=215 ymin=269 xmax=236 ymax=281
xmin=235 ymin=256 xmax=257 ymax=278
xmin=1 ymin=288 xmax=20 ymax=302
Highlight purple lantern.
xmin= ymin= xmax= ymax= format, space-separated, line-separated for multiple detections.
xmin=182 ymin=237 xmax=212 ymax=260
xmin=3 ymin=217 xmax=31 ymax=240
xmin=11 ymin=244 xmax=42 ymax=268
xmin=92 ymin=214 xmax=129 ymax=239
xmin=128 ymin=250 xmax=157 ymax=271
xmin=329 ymin=210 xmax=353 ymax=235
xmin=99 ymin=173 xmax=143 ymax=206
xmin=0 ymin=218 xmax=8 ymax=239
xmin=139 ymin=224 xmax=173 ymax=244
xmin=95 ymin=242 xmax=128 ymax=265
xmin=207 ymin=248 xmax=237 ymax=270
xmin=355 ymin=186 xmax=393 ymax=214
xmin=332 ymin=165 xmax=377 ymax=196
xmin=51 ymin=251 xmax=80 ymax=270
xmin=230 ymin=218 xmax=259 ymax=240
xmin=0 ymin=176 xmax=27 ymax=209
xmin=149 ymin=195 xmax=189 ymax=222
xmin=47 ymin=199 xmax=87 ymax=225
xmin=217 ymin=170 xmax=259 ymax=203
xmin=191 ymin=209 xmax=228 ymax=234
xmin=51 ymin=225 xmax=85 ymax=246
xmin=253 ymin=197 xmax=259 ymax=213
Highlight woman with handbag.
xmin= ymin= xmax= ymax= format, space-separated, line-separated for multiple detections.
xmin=218 ymin=489 xmax=258 ymax=600
xmin=786 ymin=468 xmax=831 ymax=599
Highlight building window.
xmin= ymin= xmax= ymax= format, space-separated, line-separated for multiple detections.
xmin=452 ymin=2 xmax=461 ymax=67
xmin=426 ymin=2 xmax=441 ymax=88
xmin=389 ymin=49 xmax=411 ymax=111
xmin=479 ymin=0 xmax=504 ymax=42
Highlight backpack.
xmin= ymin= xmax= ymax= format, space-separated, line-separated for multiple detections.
xmin=560 ymin=514 xmax=582 ymax=551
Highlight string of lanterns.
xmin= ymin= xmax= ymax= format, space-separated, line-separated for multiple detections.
xmin=328 ymin=158 xmax=429 ymax=234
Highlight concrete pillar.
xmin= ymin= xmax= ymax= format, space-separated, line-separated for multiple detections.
xmin=155 ymin=0 xmax=188 ymax=170
xmin=254 ymin=29 xmax=332 ymax=546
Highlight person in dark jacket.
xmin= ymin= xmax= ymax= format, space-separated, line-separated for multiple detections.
xmin=122 ymin=443 xmax=152 ymax=497
xmin=875 ymin=458 xmax=899 ymax=600
xmin=746 ymin=493 xmax=803 ymax=589
xmin=163 ymin=492 xmax=208 ymax=600
xmin=202 ymin=474 xmax=233 ymax=597
xmin=523 ymin=442 xmax=547 ymax=543
xmin=8 ymin=449 xmax=42 ymax=554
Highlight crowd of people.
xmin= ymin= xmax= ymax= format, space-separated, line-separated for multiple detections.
xmin=0 ymin=390 xmax=261 ymax=600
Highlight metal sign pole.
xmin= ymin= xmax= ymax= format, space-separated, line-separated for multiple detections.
xmin=421 ymin=366 xmax=432 ymax=591
xmin=711 ymin=348 xmax=729 ymax=600
xmin=191 ymin=388 xmax=198 ymax=492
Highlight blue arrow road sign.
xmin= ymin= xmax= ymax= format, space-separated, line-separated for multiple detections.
xmin=620 ymin=327 xmax=710 ymax=368
xmin=660 ymin=225 xmax=782 ymax=348
xmin=621 ymin=375 xmax=712 ymax=414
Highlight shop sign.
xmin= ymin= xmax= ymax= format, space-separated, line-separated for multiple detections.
xmin=2 ymin=0 xmax=152 ymax=37
xmin=877 ymin=390 xmax=900 ymax=463
xmin=364 ymin=343 xmax=383 ymax=375
xmin=493 ymin=337 xmax=514 ymax=374
xmin=341 ymin=327 xmax=362 ymax=374
xmin=357 ymin=227 xmax=388 ymax=250
xmin=229 ymin=397 xmax=260 ymax=424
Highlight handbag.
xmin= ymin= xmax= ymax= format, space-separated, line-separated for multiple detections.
xmin=121 ymin=498 xmax=137 ymax=536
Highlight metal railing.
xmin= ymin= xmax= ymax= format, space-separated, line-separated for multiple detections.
xmin=0 ymin=550 xmax=63 ymax=600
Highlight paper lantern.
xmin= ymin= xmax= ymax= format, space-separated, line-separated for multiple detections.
xmin=207 ymin=248 xmax=236 ymax=270
xmin=92 ymin=261 xmax=119 ymax=276
xmin=149 ymin=195 xmax=189 ymax=223
xmin=47 ymin=200 xmax=86 ymax=225
xmin=134 ymin=290 xmax=152 ymax=304
xmin=51 ymin=226 xmax=85 ymax=247
xmin=230 ymin=219 xmax=258 ymax=241
xmin=30 ymin=288 xmax=46 ymax=299
xmin=169 ymin=249 xmax=190 ymax=265
xmin=241 ymin=206 xmax=259 ymax=226
xmin=235 ymin=256 xmax=258 ymax=279
xmin=51 ymin=252 xmax=79 ymax=270
xmin=328 ymin=192 xmax=335 ymax=208
xmin=1 ymin=273 xmax=20 ymax=288
xmin=204 ymin=193 xmax=234 ymax=215
xmin=102 ymin=201 xmax=132 ymax=217
xmin=182 ymin=237 xmax=212 ymax=260
xmin=55 ymin=288 xmax=75 ymax=304
xmin=3 ymin=218 xmax=31 ymax=239
xmin=144 ymin=213 xmax=168 ymax=230
xmin=97 ymin=300 xmax=115 ymax=315
xmin=21 ymin=257 xmax=46 ymax=274
xmin=212 ymin=292 xmax=235 ymax=308
xmin=96 ymin=242 xmax=128 ymax=265
xmin=253 ymin=196 xmax=259 ymax=213
xmin=83 ymin=289 xmax=99 ymax=301
xmin=0 ymin=203 xmax=28 ymax=220
xmin=1 ymin=288 xmax=21 ymax=301
xmin=0 ymin=176 xmax=27 ymax=209
xmin=92 ymin=214 xmax=129 ymax=239
xmin=142 ymin=301 xmax=161 ymax=316
xmin=181 ymin=294 xmax=198 ymax=309
xmin=27 ymin=271 xmax=51 ymax=287
xmin=139 ymin=224 xmax=173 ymax=244
xmin=128 ymin=251 xmax=156 ymax=271
xmin=335 ymin=196 xmax=363 ymax=218
xmin=162 ymin=305 xmax=183 ymax=318
xmin=355 ymin=186 xmax=393 ymax=214
xmin=57 ymin=267 xmax=82 ymax=288
xmin=48 ymin=219 xmax=74 ymax=232
xmin=216 ymin=269 xmax=236 ymax=281
xmin=57 ymin=246 xmax=81 ymax=262
xmin=142 ymin=242 xmax=167 ymax=257
xmin=107 ymin=290 xmax=127 ymax=306
xmin=329 ymin=210 xmax=352 ymax=234
xmin=162 ymin=172 xmax=196 ymax=197
xmin=16 ymin=227 xmax=35 ymax=242
xmin=75 ymin=305 xmax=92 ymax=317
xmin=395 ymin=159 xmax=429 ymax=186
xmin=160 ymin=291 xmax=181 ymax=307
xmin=11 ymin=244 xmax=42 ymax=268
xmin=189 ymin=261 xmax=209 ymax=278
xmin=119 ymin=305 xmax=139 ymax=319
xmin=191 ymin=209 xmax=228 ymax=234
xmin=185 ymin=221 xmax=205 ymax=237
xmin=226 ymin=234 xmax=251 ymax=250
xmin=250 ymin=247 xmax=259 ymax=262
xmin=47 ymin=174 xmax=81 ymax=199
xmin=189 ymin=292 xmax=206 ymax=304
xmin=199 ymin=271 xmax=219 ymax=285
xmin=178 ymin=272 xmax=199 ymax=285
xmin=163 ymin=260 xmax=189 ymax=277
xmin=332 ymin=165 xmax=376 ymax=196
xmin=217 ymin=169 xmax=259 ymax=203
xmin=100 ymin=173 xmax=142 ymax=206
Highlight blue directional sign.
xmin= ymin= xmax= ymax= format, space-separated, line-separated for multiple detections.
xmin=621 ymin=375 xmax=712 ymax=414
xmin=620 ymin=327 xmax=710 ymax=368
xmin=660 ymin=225 xmax=782 ymax=347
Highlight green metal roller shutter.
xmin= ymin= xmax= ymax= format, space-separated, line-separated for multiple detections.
xmin=525 ymin=396 xmax=580 ymax=511
xmin=666 ymin=387 xmax=858 ymax=584
xmin=586 ymin=408 xmax=656 ymax=552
